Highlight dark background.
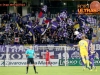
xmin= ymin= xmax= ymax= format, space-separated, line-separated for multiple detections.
xmin=0 ymin=0 xmax=99 ymax=14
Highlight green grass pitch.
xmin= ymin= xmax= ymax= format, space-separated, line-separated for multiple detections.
xmin=0 ymin=66 xmax=100 ymax=75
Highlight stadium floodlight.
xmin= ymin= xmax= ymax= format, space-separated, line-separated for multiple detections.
xmin=41 ymin=2 xmax=44 ymax=5
xmin=63 ymin=3 xmax=66 ymax=6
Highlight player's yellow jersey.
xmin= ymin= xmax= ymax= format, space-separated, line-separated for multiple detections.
xmin=78 ymin=40 xmax=88 ymax=54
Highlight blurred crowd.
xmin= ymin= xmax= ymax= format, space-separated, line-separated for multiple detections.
xmin=0 ymin=10 xmax=99 ymax=45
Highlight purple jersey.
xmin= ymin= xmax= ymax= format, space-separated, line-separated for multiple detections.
xmin=88 ymin=40 xmax=91 ymax=56
xmin=89 ymin=52 xmax=96 ymax=59
xmin=88 ymin=40 xmax=95 ymax=59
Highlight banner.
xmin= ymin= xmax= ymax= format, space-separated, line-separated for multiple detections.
xmin=66 ymin=44 xmax=100 ymax=59
xmin=0 ymin=44 xmax=100 ymax=67
xmin=0 ymin=45 xmax=26 ymax=60
xmin=0 ymin=59 xmax=59 ymax=66
xmin=0 ymin=44 xmax=100 ymax=60
xmin=0 ymin=45 xmax=6 ymax=60
xmin=59 ymin=59 xmax=81 ymax=66
xmin=0 ymin=45 xmax=65 ymax=60
xmin=59 ymin=59 xmax=100 ymax=66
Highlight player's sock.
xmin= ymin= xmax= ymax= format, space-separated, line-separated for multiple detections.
xmin=91 ymin=60 xmax=94 ymax=69
xmin=90 ymin=64 xmax=93 ymax=69
xmin=26 ymin=66 xmax=28 ymax=74
xmin=82 ymin=61 xmax=85 ymax=66
xmin=91 ymin=60 xmax=97 ymax=70
xmin=49 ymin=61 xmax=52 ymax=66
xmin=82 ymin=61 xmax=85 ymax=67
xmin=86 ymin=60 xmax=90 ymax=70
xmin=81 ymin=62 xmax=85 ymax=70
xmin=33 ymin=66 xmax=38 ymax=73
xmin=92 ymin=60 xmax=94 ymax=67
xmin=86 ymin=60 xmax=89 ymax=67
xmin=82 ymin=58 xmax=86 ymax=65
xmin=82 ymin=59 xmax=87 ymax=69
xmin=46 ymin=61 xmax=48 ymax=66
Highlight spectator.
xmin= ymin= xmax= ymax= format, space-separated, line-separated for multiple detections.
xmin=70 ymin=34 xmax=74 ymax=43
xmin=35 ymin=11 xmax=39 ymax=21
xmin=54 ymin=36 xmax=59 ymax=44
xmin=0 ymin=10 xmax=98 ymax=45
xmin=27 ymin=36 xmax=33 ymax=44
xmin=47 ymin=12 xmax=51 ymax=18
xmin=36 ymin=33 xmax=41 ymax=44
xmin=31 ymin=11 xmax=35 ymax=21
xmin=98 ymin=20 xmax=100 ymax=28
xmin=86 ymin=31 xmax=92 ymax=41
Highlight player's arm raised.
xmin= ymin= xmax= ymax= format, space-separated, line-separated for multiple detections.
xmin=74 ymin=41 xmax=80 ymax=48
xmin=73 ymin=44 xmax=79 ymax=47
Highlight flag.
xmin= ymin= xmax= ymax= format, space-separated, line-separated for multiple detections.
xmin=63 ymin=32 xmax=68 ymax=37
xmin=44 ymin=18 xmax=51 ymax=24
xmin=84 ymin=26 xmax=89 ymax=34
xmin=56 ymin=16 xmax=61 ymax=22
xmin=44 ymin=18 xmax=51 ymax=28
xmin=22 ymin=15 xmax=29 ymax=23
xmin=35 ymin=25 xmax=47 ymax=35
xmin=76 ymin=33 xmax=83 ymax=39
xmin=42 ymin=5 xmax=47 ymax=12
xmin=82 ymin=21 xmax=86 ymax=28
xmin=80 ymin=14 xmax=87 ymax=20
xmin=38 ymin=11 xmax=46 ymax=25
xmin=79 ymin=17 xmax=85 ymax=22
xmin=38 ymin=11 xmax=44 ymax=18
xmin=86 ymin=16 xmax=96 ymax=25
xmin=60 ymin=11 xmax=67 ymax=19
xmin=26 ymin=21 xmax=34 ymax=35
xmin=77 ymin=15 xmax=86 ymax=27
xmin=78 ymin=16 xmax=87 ymax=28
xmin=51 ymin=21 xmax=58 ymax=30
xmin=60 ymin=21 xmax=67 ymax=29
xmin=67 ymin=18 xmax=74 ymax=26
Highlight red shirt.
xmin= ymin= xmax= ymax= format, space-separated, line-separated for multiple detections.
xmin=45 ymin=52 xmax=50 ymax=59
xmin=38 ymin=11 xmax=43 ymax=18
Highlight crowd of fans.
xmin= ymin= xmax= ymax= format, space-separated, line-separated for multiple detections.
xmin=0 ymin=10 xmax=98 ymax=45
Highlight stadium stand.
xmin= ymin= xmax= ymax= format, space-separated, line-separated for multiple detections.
xmin=0 ymin=10 xmax=99 ymax=45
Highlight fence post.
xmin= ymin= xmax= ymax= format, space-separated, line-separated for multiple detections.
xmin=6 ymin=45 xmax=9 ymax=67
xmin=65 ymin=46 xmax=67 ymax=66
